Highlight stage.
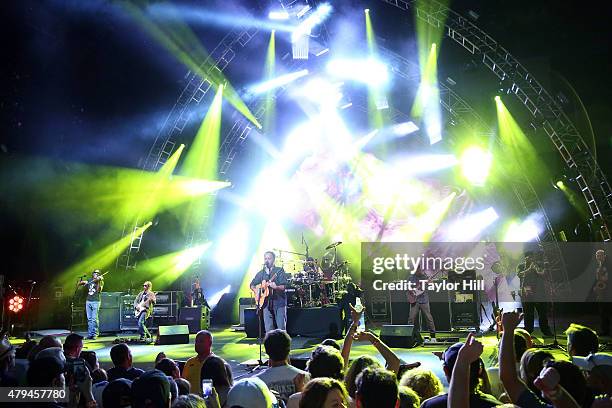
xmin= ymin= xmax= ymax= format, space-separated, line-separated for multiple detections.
xmin=12 ymin=325 xmax=578 ymax=389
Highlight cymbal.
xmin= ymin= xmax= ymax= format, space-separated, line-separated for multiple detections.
xmin=325 ymin=241 xmax=342 ymax=250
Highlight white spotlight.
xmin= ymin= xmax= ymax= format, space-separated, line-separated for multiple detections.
xmin=215 ymin=221 xmax=249 ymax=268
xmin=504 ymin=214 xmax=543 ymax=242
xmin=250 ymin=69 xmax=309 ymax=94
xmin=292 ymin=3 xmax=332 ymax=42
xmin=268 ymin=10 xmax=289 ymax=20
xmin=295 ymin=77 xmax=342 ymax=106
xmin=392 ymin=121 xmax=419 ymax=136
xmin=326 ymin=58 xmax=389 ymax=86
xmin=446 ymin=207 xmax=499 ymax=241
xmin=208 ymin=285 xmax=231 ymax=309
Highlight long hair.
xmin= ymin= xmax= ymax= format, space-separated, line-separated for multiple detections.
xmin=344 ymin=355 xmax=381 ymax=398
xmin=300 ymin=378 xmax=348 ymax=408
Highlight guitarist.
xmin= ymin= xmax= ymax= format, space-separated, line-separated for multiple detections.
xmin=516 ymin=252 xmax=551 ymax=336
xmin=594 ymin=249 xmax=611 ymax=335
xmin=78 ymin=269 xmax=104 ymax=340
xmin=250 ymin=251 xmax=288 ymax=333
xmin=407 ymin=267 xmax=436 ymax=340
xmin=134 ymin=281 xmax=156 ymax=341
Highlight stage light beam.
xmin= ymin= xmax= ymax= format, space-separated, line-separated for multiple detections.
xmin=179 ymin=85 xmax=224 ymax=231
xmin=446 ymin=207 xmax=499 ymax=241
xmin=460 ymin=146 xmax=492 ymax=186
xmin=250 ymin=70 xmax=309 ymax=94
xmin=215 ymin=221 xmax=250 ymax=269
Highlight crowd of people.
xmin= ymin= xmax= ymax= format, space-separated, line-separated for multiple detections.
xmin=1 ymin=306 xmax=611 ymax=407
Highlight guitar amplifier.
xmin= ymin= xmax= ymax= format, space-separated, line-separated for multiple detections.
xmin=120 ymin=295 xmax=138 ymax=331
xmin=100 ymin=292 xmax=121 ymax=333
xmin=179 ymin=306 xmax=210 ymax=333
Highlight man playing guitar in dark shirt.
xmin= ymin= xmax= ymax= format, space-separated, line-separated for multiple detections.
xmin=250 ymin=251 xmax=288 ymax=333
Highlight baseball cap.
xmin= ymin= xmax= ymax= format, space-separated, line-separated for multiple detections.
xmin=442 ymin=343 xmax=463 ymax=370
xmin=0 ymin=337 xmax=15 ymax=362
xmin=226 ymin=377 xmax=278 ymax=408
xmin=103 ymin=378 xmax=132 ymax=408
xmin=27 ymin=349 xmax=67 ymax=387
xmin=36 ymin=346 xmax=67 ymax=366
xmin=131 ymin=369 xmax=171 ymax=408
xmin=573 ymin=353 xmax=612 ymax=371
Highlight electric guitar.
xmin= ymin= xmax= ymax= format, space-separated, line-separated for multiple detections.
xmin=407 ymin=270 xmax=443 ymax=303
xmin=134 ymin=292 xmax=157 ymax=317
xmin=253 ymin=271 xmax=278 ymax=308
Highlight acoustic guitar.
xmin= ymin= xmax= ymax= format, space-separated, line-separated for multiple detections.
xmin=253 ymin=271 xmax=277 ymax=308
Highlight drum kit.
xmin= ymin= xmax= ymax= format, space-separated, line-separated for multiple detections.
xmin=278 ymin=241 xmax=353 ymax=308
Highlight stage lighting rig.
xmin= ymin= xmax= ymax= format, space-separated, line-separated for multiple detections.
xmin=8 ymin=295 xmax=24 ymax=313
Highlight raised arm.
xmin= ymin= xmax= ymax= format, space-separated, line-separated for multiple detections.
xmin=341 ymin=304 xmax=361 ymax=368
xmin=499 ymin=311 xmax=527 ymax=403
xmin=448 ymin=332 xmax=483 ymax=408
xmin=353 ymin=330 xmax=401 ymax=374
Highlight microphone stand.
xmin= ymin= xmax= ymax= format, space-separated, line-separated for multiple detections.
xmin=250 ymin=264 xmax=267 ymax=372
xmin=24 ymin=281 xmax=36 ymax=337
xmin=536 ymin=261 xmax=564 ymax=350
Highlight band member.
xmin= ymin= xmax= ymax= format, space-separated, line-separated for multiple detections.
xmin=407 ymin=268 xmax=436 ymax=339
xmin=517 ymin=252 xmax=551 ymax=335
xmin=191 ymin=278 xmax=210 ymax=308
xmin=134 ymin=281 xmax=156 ymax=341
xmin=594 ymin=249 xmax=611 ymax=335
xmin=250 ymin=251 xmax=288 ymax=333
xmin=78 ymin=270 xmax=104 ymax=339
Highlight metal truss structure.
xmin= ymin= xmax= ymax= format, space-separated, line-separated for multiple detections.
xmin=380 ymin=45 xmax=569 ymax=291
xmin=380 ymin=0 xmax=612 ymax=243
xmin=116 ymin=28 xmax=259 ymax=276
xmin=117 ymin=0 xmax=609 ymax=297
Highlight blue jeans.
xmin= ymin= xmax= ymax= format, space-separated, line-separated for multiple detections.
xmin=263 ymin=304 xmax=286 ymax=333
xmin=86 ymin=300 xmax=100 ymax=337
xmin=138 ymin=312 xmax=151 ymax=338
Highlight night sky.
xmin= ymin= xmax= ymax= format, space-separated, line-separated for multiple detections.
xmin=1 ymin=0 xmax=611 ymax=284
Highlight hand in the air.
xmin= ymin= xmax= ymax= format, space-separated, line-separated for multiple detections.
xmin=349 ymin=303 xmax=364 ymax=324
xmin=501 ymin=311 xmax=523 ymax=332
xmin=457 ymin=332 xmax=483 ymax=364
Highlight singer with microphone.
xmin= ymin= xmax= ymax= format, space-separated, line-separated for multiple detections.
xmin=78 ymin=269 xmax=104 ymax=339
xmin=250 ymin=251 xmax=288 ymax=333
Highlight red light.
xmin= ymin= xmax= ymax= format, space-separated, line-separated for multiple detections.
xmin=8 ymin=295 xmax=25 ymax=313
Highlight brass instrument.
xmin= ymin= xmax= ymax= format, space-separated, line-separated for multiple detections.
xmin=594 ymin=263 xmax=607 ymax=300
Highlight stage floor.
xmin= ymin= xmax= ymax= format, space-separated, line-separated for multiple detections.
xmin=12 ymin=326 xmax=576 ymax=388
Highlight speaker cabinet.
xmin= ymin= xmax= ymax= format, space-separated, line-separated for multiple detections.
xmin=157 ymin=325 xmax=190 ymax=345
xmin=179 ymin=306 xmax=210 ymax=333
xmin=244 ymin=308 xmax=265 ymax=338
xmin=380 ymin=324 xmax=422 ymax=348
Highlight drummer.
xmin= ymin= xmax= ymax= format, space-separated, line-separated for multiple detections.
xmin=303 ymin=257 xmax=323 ymax=277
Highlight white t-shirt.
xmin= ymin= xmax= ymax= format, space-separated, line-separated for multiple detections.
xmin=255 ymin=364 xmax=308 ymax=402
